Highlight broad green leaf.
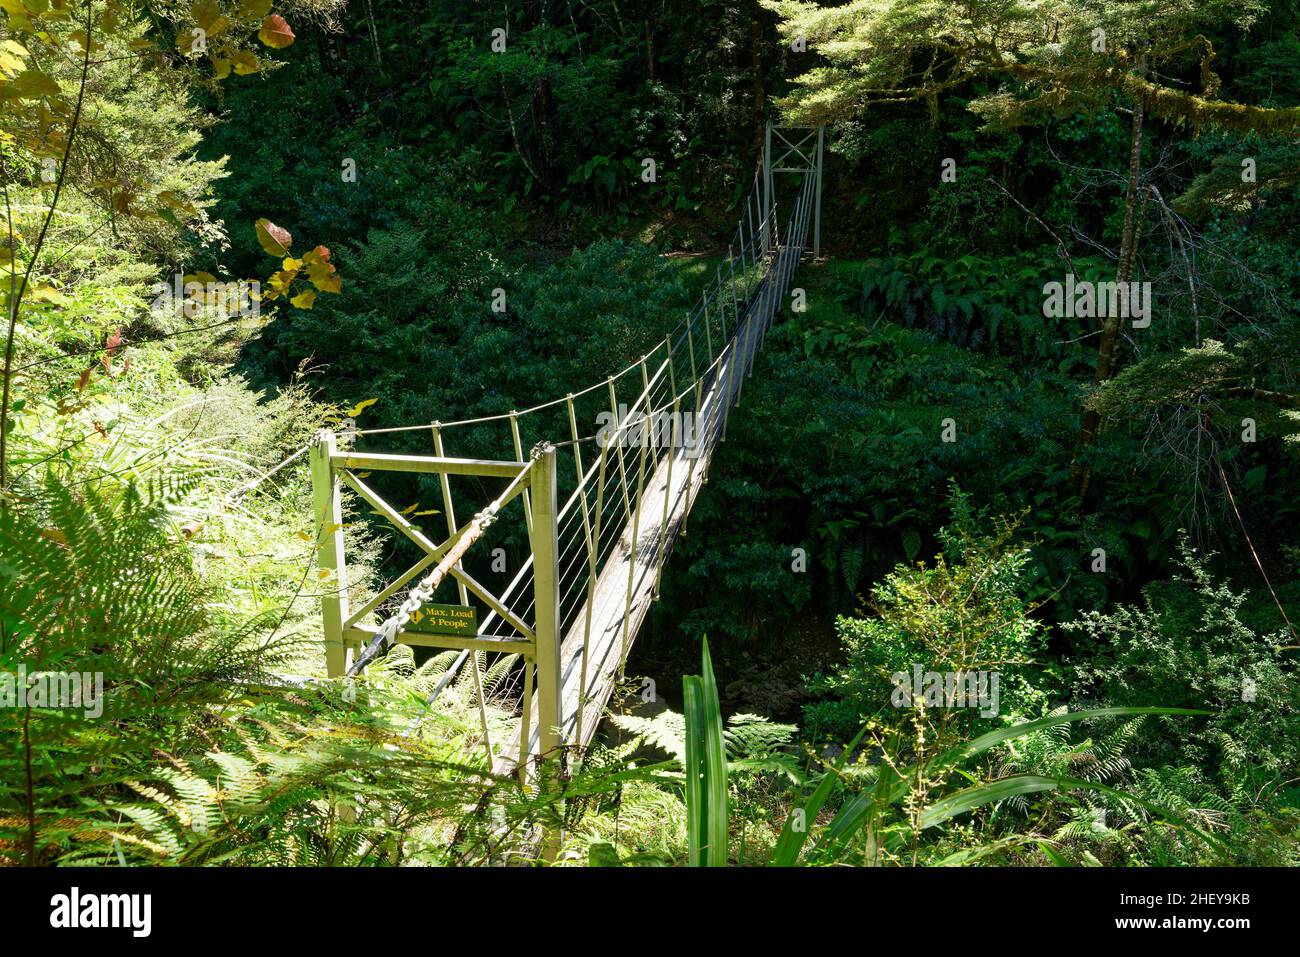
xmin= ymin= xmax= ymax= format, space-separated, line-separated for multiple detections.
xmin=683 ymin=638 xmax=728 ymax=866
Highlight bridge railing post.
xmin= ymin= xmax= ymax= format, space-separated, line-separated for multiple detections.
xmin=763 ymin=120 xmax=773 ymax=249
xmin=527 ymin=443 xmax=563 ymax=763
xmin=814 ymin=126 xmax=824 ymax=258
xmin=311 ymin=429 xmax=350 ymax=677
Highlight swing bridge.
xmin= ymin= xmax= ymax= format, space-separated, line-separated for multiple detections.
xmin=310 ymin=125 xmax=824 ymax=777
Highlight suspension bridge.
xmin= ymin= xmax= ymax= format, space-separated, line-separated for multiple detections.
xmin=309 ymin=125 xmax=824 ymax=779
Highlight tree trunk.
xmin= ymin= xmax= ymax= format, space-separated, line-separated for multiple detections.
xmin=645 ymin=19 xmax=655 ymax=82
xmin=1071 ymin=73 xmax=1146 ymax=503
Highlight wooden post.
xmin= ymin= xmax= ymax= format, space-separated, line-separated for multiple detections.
xmin=528 ymin=444 xmax=562 ymax=762
xmin=311 ymin=430 xmax=349 ymax=677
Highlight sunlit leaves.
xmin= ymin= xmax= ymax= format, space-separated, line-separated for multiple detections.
xmin=230 ymin=49 xmax=258 ymax=74
xmin=237 ymin=0 xmax=272 ymax=19
xmin=191 ymin=0 xmax=230 ymax=39
xmin=1 ymin=68 xmax=59 ymax=100
xmin=27 ymin=284 xmax=64 ymax=304
xmin=257 ymin=229 xmax=340 ymax=308
xmin=161 ymin=1 xmax=297 ymax=78
xmin=67 ymin=27 xmax=105 ymax=53
xmin=156 ymin=190 xmax=197 ymax=220
xmin=303 ymin=245 xmax=339 ymax=293
xmin=0 ymin=39 xmax=28 ymax=78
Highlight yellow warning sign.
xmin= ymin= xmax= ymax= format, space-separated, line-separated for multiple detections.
xmin=406 ymin=602 xmax=477 ymax=637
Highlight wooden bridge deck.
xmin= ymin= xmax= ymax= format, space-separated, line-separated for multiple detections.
xmin=495 ymin=241 xmax=800 ymax=773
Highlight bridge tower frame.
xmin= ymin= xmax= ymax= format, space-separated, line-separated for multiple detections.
xmin=762 ymin=122 xmax=825 ymax=258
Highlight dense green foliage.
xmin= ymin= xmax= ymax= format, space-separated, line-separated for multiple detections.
xmin=2 ymin=0 xmax=1298 ymax=866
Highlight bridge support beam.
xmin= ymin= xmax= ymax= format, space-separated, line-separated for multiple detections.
xmin=527 ymin=443 xmax=563 ymax=763
xmin=814 ymin=126 xmax=824 ymax=258
xmin=763 ymin=122 xmax=773 ymax=252
xmin=311 ymin=430 xmax=350 ymax=678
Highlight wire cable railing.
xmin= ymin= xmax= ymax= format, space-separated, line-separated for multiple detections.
xmin=327 ymin=154 xmax=820 ymax=771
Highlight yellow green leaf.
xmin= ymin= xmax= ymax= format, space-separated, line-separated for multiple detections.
xmin=7 ymin=68 xmax=59 ymax=99
xmin=28 ymin=283 xmax=64 ymax=303
xmin=191 ymin=0 xmax=230 ymax=37
xmin=345 ymin=397 xmax=378 ymax=417
xmin=230 ymin=49 xmax=258 ymax=75
xmin=0 ymin=39 xmax=28 ymax=78
xmin=312 ymin=272 xmax=342 ymax=294
xmin=237 ymin=0 xmax=272 ymax=19
xmin=290 ymin=289 xmax=316 ymax=309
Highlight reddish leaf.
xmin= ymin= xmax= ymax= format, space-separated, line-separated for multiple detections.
xmin=257 ymin=14 xmax=295 ymax=49
xmin=105 ymin=328 xmax=122 ymax=354
xmin=254 ymin=218 xmax=292 ymax=257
